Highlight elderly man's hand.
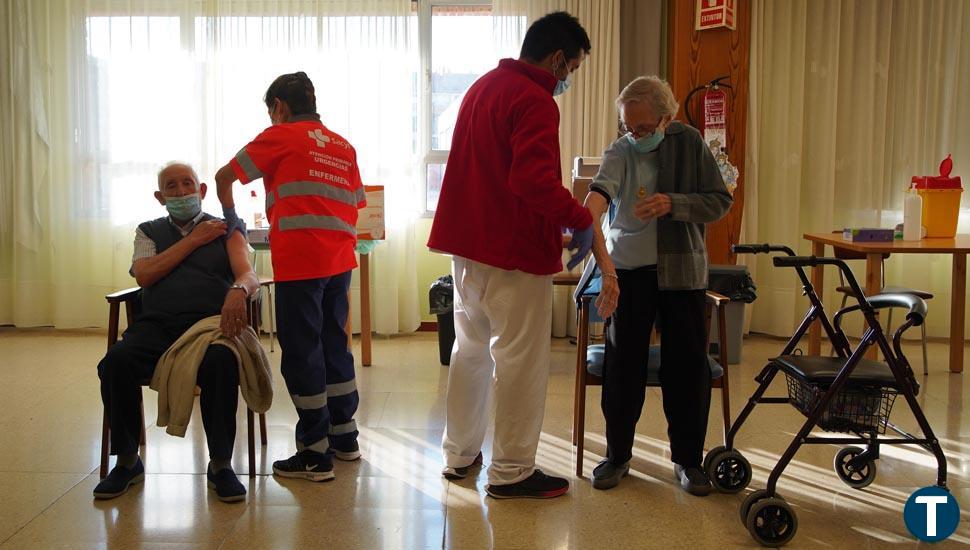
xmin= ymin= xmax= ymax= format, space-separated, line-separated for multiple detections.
xmin=220 ymin=288 xmax=248 ymax=338
xmin=595 ymin=272 xmax=620 ymax=319
xmin=634 ymin=193 xmax=672 ymax=221
xmin=189 ymin=219 xmax=228 ymax=247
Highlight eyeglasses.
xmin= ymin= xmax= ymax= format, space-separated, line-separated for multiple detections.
xmin=621 ymin=120 xmax=663 ymax=138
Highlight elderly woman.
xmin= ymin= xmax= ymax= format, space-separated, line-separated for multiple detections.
xmin=584 ymin=76 xmax=732 ymax=495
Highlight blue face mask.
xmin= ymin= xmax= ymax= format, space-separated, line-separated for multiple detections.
xmin=627 ymin=129 xmax=665 ymax=153
xmin=165 ymin=193 xmax=202 ymax=221
xmin=553 ymin=76 xmax=571 ymax=96
xmin=552 ymin=57 xmax=571 ymax=96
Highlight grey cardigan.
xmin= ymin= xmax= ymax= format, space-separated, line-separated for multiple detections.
xmin=591 ymin=121 xmax=733 ymax=290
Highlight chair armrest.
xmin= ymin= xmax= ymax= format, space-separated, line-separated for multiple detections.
xmin=106 ymin=287 xmax=141 ymax=304
xmin=705 ymin=290 xmax=730 ymax=307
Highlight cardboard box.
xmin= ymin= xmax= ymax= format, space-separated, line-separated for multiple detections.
xmin=842 ymin=228 xmax=894 ymax=242
xmin=357 ymin=185 xmax=385 ymax=241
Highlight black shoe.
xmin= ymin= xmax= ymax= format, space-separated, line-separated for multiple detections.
xmin=207 ymin=467 xmax=246 ymax=502
xmin=93 ymin=458 xmax=145 ymax=499
xmin=273 ymin=450 xmax=335 ymax=482
xmin=591 ymin=459 xmax=629 ymax=490
xmin=333 ymin=441 xmax=362 ymax=462
xmin=442 ymin=452 xmax=483 ymax=480
xmin=485 ymin=469 xmax=569 ymax=499
xmin=674 ymin=464 xmax=712 ymax=497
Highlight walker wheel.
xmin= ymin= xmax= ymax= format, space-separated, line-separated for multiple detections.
xmin=739 ymin=489 xmax=771 ymax=526
xmin=745 ymin=497 xmax=798 ymax=547
xmin=702 ymin=446 xmax=727 ymax=473
xmin=709 ymin=449 xmax=752 ymax=494
xmin=834 ymin=446 xmax=877 ymax=489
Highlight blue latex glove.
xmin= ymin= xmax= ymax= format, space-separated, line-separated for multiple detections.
xmin=222 ymin=206 xmax=247 ymax=237
xmin=566 ymin=224 xmax=593 ymax=270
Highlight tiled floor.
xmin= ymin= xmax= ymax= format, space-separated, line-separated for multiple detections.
xmin=1 ymin=327 xmax=969 ymax=548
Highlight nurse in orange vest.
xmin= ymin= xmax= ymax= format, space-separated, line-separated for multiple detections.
xmin=215 ymin=72 xmax=366 ymax=482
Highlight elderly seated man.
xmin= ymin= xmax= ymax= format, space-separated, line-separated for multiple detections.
xmin=94 ymin=162 xmax=259 ymax=503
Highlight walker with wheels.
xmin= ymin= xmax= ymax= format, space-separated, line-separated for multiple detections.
xmin=705 ymin=243 xmax=948 ymax=547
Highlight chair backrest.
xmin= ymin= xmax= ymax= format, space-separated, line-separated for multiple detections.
xmin=573 ymin=156 xmax=602 ymax=178
xmin=570 ymin=156 xmax=602 ymax=203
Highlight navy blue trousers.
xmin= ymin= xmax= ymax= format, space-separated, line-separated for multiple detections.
xmin=602 ymin=267 xmax=711 ymax=468
xmin=275 ymin=271 xmax=359 ymax=458
xmin=98 ymin=318 xmax=240 ymax=459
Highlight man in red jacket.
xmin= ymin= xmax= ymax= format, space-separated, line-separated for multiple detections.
xmin=428 ymin=11 xmax=594 ymax=499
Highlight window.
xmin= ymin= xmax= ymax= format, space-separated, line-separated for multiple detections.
xmin=418 ymin=1 xmax=498 ymax=213
xmin=80 ymin=3 xmax=508 ymax=224
xmin=82 ymin=9 xmax=414 ymax=227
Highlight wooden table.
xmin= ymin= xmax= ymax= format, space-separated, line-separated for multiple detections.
xmin=804 ymin=232 xmax=970 ymax=373
xmin=251 ymin=241 xmax=372 ymax=367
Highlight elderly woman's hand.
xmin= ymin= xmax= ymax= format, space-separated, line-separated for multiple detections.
xmin=595 ymin=272 xmax=620 ymax=319
xmin=634 ymin=193 xmax=672 ymax=221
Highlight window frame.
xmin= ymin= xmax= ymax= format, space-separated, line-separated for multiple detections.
xmin=418 ymin=0 xmax=492 ymax=216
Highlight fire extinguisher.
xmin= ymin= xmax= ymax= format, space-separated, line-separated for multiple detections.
xmin=684 ymin=76 xmax=732 ymax=150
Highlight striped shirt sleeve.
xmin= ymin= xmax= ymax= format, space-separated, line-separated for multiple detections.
xmin=129 ymin=227 xmax=156 ymax=276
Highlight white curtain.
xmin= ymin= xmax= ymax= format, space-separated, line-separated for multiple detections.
xmin=0 ymin=0 xmax=420 ymax=332
xmin=492 ymin=0 xmax=620 ymax=337
xmin=744 ymin=0 xmax=970 ymax=338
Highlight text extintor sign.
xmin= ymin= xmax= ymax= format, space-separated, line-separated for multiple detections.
xmin=696 ymin=0 xmax=736 ymax=31
xmin=357 ymin=185 xmax=385 ymax=241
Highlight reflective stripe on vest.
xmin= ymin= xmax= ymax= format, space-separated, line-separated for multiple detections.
xmin=277 ymin=180 xmax=359 ymax=209
xmin=234 ymin=148 xmax=263 ymax=181
xmin=278 ymin=214 xmax=356 ymax=235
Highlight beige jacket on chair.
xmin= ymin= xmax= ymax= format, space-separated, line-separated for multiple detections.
xmin=150 ymin=315 xmax=273 ymax=437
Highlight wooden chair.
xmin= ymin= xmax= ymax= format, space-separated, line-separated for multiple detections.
xmin=99 ymin=288 xmax=268 ymax=479
xmin=257 ymin=277 xmax=276 ymax=352
xmin=571 ymin=262 xmax=732 ymax=478
xmin=829 ymin=231 xmax=932 ymax=374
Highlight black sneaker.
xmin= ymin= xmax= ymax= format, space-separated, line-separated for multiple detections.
xmin=674 ymin=463 xmax=712 ymax=497
xmin=333 ymin=441 xmax=362 ymax=462
xmin=485 ymin=469 xmax=569 ymax=499
xmin=93 ymin=458 xmax=145 ymax=499
xmin=272 ymin=450 xmax=335 ymax=482
xmin=442 ymin=452 xmax=483 ymax=480
xmin=591 ymin=459 xmax=630 ymax=490
xmin=207 ymin=467 xmax=246 ymax=502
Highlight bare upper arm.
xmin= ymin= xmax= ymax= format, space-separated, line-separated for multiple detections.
xmin=226 ymin=230 xmax=255 ymax=279
xmin=216 ymin=163 xmax=239 ymax=186
xmin=583 ymin=191 xmax=609 ymax=220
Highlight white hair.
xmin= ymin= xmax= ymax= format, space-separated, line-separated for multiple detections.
xmin=615 ymin=76 xmax=680 ymax=119
xmin=156 ymin=161 xmax=200 ymax=190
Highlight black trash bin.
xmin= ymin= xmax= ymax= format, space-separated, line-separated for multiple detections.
xmin=708 ymin=265 xmax=757 ymax=364
xmin=429 ymin=275 xmax=455 ymax=365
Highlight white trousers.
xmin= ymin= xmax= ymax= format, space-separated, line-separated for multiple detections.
xmin=441 ymin=256 xmax=553 ymax=485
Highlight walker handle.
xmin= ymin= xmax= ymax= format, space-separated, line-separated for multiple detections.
xmin=732 ymin=243 xmax=796 ymax=256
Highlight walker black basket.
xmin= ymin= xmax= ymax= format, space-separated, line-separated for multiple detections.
xmin=785 ymin=375 xmax=899 ymax=434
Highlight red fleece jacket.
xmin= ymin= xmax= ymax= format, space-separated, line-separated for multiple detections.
xmin=427 ymin=58 xmax=592 ymax=276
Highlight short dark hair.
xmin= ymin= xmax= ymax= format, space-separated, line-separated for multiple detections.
xmin=519 ymin=11 xmax=591 ymax=62
xmin=264 ymin=72 xmax=317 ymax=115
